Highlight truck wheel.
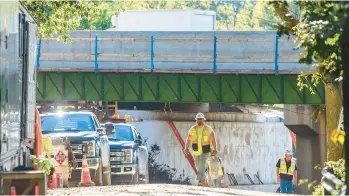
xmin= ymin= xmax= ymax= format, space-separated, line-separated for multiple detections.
xmin=143 ymin=160 xmax=149 ymax=184
xmin=132 ymin=163 xmax=140 ymax=184
xmin=102 ymin=163 xmax=111 ymax=186
xmin=94 ymin=156 xmax=103 ymax=186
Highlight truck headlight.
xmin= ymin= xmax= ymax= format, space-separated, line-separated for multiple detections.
xmin=121 ymin=149 xmax=132 ymax=163
xmin=85 ymin=141 xmax=95 ymax=157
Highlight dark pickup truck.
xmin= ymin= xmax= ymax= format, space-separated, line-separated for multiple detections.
xmin=102 ymin=123 xmax=149 ymax=184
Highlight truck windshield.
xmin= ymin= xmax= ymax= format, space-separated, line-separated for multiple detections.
xmin=41 ymin=114 xmax=95 ymax=132
xmin=109 ymin=125 xmax=134 ymax=141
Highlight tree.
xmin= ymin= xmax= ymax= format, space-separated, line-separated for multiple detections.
xmin=269 ymin=1 xmax=349 ymax=194
xmin=235 ymin=2 xmax=255 ymax=30
xmin=252 ymin=1 xmax=280 ymax=30
xmin=216 ymin=4 xmax=235 ymax=30
xmin=23 ymin=0 xmax=105 ymax=41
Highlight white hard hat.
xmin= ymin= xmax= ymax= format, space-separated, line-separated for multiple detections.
xmin=195 ymin=113 xmax=206 ymax=120
xmin=285 ymin=150 xmax=293 ymax=155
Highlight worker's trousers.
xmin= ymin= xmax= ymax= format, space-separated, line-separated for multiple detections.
xmin=209 ymin=176 xmax=222 ymax=188
xmin=194 ymin=153 xmax=210 ymax=183
xmin=280 ymin=179 xmax=293 ymax=194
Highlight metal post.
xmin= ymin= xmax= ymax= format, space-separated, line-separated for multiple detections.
xmin=95 ymin=34 xmax=99 ymax=73
xmin=36 ymin=39 xmax=42 ymax=69
xmin=213 ymin=36 xmax=217 ymax=74
xmin=150 ymin=36 xmax=154 ymax=73
xmin=274 ymin=35 xmax=279 ymax=76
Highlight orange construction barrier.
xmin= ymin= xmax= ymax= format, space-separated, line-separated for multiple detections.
xmin=10 ymin=186 xmax=16 ymax=196
xmin=48 ymin=170 xmax=58 ymax=189
xmin=77 ymin=155 xmax=95 ymax=187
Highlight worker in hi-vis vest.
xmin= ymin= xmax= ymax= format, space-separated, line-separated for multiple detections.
xmin=184 ymin=113 xmax=218 ymax=186
xmin=276 ymin=150 xmax=297 ymax=194
xmin=206 ymin=153 xmax=224 ymax=188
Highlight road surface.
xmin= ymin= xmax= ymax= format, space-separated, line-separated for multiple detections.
xmin=48 ymin=184 xmax=281 ymax=196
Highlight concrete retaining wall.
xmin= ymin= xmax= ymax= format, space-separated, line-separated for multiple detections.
xmin=118 ymin=110 xmax=283 ymax=123
xmin=129 ymin=115 xmax=291 ymax=185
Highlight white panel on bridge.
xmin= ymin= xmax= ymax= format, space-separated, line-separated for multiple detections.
xmin=39 ymin=31 xmax=311 ymax=73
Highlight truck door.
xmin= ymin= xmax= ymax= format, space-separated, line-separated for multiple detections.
xmin=133 ymin=127 xmax=148 ymax=176
xmin=20 ymin=15 xmax=37 ymax=141
xmin=19 ymin=13 xmax=37 ymax=166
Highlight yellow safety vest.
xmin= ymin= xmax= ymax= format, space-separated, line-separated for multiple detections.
xmin=189 ymin=125 xmax=213 ymax=156
xmin=207 ymin=157 xmax=223 ymax=179
xmin=279 ymin=158 xmax=295 ymax=175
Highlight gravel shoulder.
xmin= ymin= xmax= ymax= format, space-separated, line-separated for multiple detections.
xmin=48 ymin=184 xmax=282 ymax=196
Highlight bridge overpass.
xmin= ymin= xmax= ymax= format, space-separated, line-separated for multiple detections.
xmin=36 ymin=30 xmax=324 ymax=104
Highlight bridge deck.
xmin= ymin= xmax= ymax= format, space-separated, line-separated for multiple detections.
xmin=37 ymin=31 xmax=311 ymax=74
xmin=36 ymin=31 xmax=323 ymax=104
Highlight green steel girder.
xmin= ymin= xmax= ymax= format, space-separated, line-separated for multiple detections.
xmin=36 ymin=72 xmax=325 ymax=104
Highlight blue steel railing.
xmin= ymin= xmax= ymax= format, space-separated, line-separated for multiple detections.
xmin=36 ymin=34 xmax=288 ymax=75
xmin=274 ymin=35 xmax=279 ymax=76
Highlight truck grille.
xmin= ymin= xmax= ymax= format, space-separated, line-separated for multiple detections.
xmin=110 ymin=151 xmax=125 ymax=163
xmin=71 ymin=144 xmax=87 ymax=157
xmin=111 ymin=168 xmax=121 ymax=173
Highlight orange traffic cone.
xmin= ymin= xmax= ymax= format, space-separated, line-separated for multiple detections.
xmin=33 ymin=163 xmax=40 ymax=195
xmin=48 ymin=170 xmax=58 ymax=189
xmin=10 ymin=186 xmax=16 ymax=196
xmin=33 ymin=163 xmax=39 ymax=170
xmin=35 ymin=186 xmax=39 ymax=195
xmin=78 ymin=155 xmax=95 ymax=187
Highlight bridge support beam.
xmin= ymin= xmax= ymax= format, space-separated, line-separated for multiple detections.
xmin=284 ymin=105 xmax=327 ymax=195
xmin=36 ymin=72 xmax=325 ymax=104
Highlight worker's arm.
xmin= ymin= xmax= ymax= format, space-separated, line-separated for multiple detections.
xmin=293 ymin=171 xmax=297 ymax=184
xmin=276 ymin=159 xmax=280 ymax=182
xmin=209 ymin=131 xmax=217 ymax=152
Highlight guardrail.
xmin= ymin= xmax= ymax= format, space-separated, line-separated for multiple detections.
xmin=36 ymin=35 xmax=298 ymax=75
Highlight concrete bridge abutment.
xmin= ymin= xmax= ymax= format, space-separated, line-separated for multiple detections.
xmin=284 ymin=105 xmax=327 ymax=194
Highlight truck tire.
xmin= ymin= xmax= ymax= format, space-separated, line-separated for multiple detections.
xmin=102 ymin=163 xmax=111 ymax=186
xmin=94 ymin=156 xmax=103 ymax=186
xmin=132 ymin=163 xmax=140 ymax=184
xmin=143 ymin=161 xmax=149 ymax=184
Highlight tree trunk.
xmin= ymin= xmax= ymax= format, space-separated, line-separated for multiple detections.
xmin=325 ymin=84 xmax=343 ymax=161
xmin=339 ymin=7 xmax=349 ymax=194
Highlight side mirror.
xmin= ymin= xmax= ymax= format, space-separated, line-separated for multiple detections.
xmin=136 ymin=135 xmax=142 ymax=145
xmin=96 ymin=128 xmax=105 ymax=135
xmin=105 ymin=123 xmax=115 ymax=136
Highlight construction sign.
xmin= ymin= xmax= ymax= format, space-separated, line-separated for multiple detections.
xmin=54 ymin=150 xmax=68 ymax=165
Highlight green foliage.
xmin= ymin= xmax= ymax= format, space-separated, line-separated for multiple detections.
xmin=235 ymin=2 xmax=255 ymax=30
xmin=31 ymin=157 xmax=54 ymax=176
xmin=312 ymin=185 xmax=325 ymax=196
xmin=252 ymin=1 xmax=281 ymax=30
xmin=22 ymin=0 xmax=106 ymax=42
xmin=24 ymin=0 xmax=281 ymax=40
xmin=269 ymin=1 xmax=345 ymax=91
xmin=301 ymin=159 xmax=346 ymax=196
